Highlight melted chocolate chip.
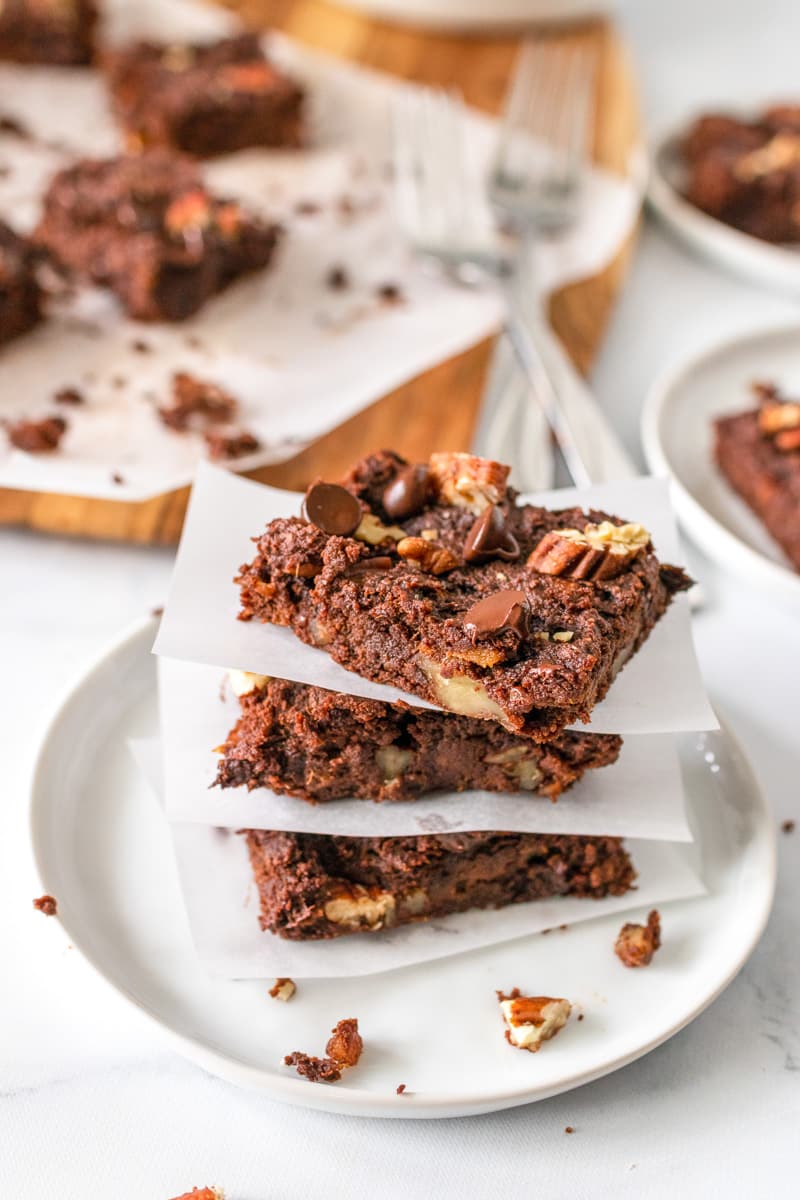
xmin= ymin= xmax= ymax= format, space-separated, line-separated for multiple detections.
xmin=303 ymin=482 xmax=361 ymax=537
xmin=382 ymin=465 xmax=434 ymax=520
xmin=346 ymin=555 xmax=393 ymax=576
xmin=463 ymin=589 xmax=529 ymax=639
xmin=463 ymin=505 xmax=520 ymax=564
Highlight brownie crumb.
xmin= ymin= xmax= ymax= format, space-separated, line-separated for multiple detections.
xmin=150 ymin=605 xmax=164 ymax=618
xmin=614 ymin=910 xmax=661 ymax=968
xmin=577 ymin=1013 xmax=584 ymax=1021
xmin=131 ymin=339 xmax=151 ymax=354
xmin=565 ymin=1126 xmax=575 ymax=1134
xmin=159 ymin=372 xmax=239 ymax=432
xmin=325 ymin=265 xmax=350 ymax=291
xmin=294 ymin=200 xmax=321 ymax=216
xmin=111 ymin=471 xmax=125 ymax=485
xmin=111 ymin=375 xmax=127 ymax=390
xmin=376 ymin=282 xmax=403 ymax=305
xmin=33 ymin=894 xmax=58 ymax=916
xmin=268 ymin=977 xmax=296 ymax=1001
xmin=0 ymin=114 xmax=30 ymax=139
xmin=203 ymin=427 xmax=260 ymax=461
xmin=396 ymin=1083 xmax=407 ymax=1095
xmin=782 ymin=819 xmax=795 ymax=834
xmin=54 ymin=387 xmax=84 ymax=406
xmin=5 ymin=415 xmax=67 ymax=452
xmin=284 ymin=1017 xmax=362 ymax=1084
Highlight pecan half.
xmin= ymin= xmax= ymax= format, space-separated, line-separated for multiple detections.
xmin=528 ymin=522 xmax=650 ymax=582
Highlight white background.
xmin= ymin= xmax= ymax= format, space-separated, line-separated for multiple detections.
xmin=2 ymin=1 xmax=799 ymax=1196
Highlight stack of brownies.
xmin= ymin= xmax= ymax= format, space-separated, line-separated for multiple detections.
xmin=197 ymin=448 xmax=693 ymax=943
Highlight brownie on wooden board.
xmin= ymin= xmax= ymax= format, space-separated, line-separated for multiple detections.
xmin=714 ymin=384 xmax=800 ymax=570
xmin=0 ymin=0 xmax=97 ymax=66
xmin=0 ymin=220 xmax=41 ymax=346
xmin=245 ymin=828 xmax=635 ymax=940
xmin=103 ymin=33 xmax=304 ymax=158
xmin=33 ymin=150 xmax=280 ymax=321
xmin=217 ymin=672 xmax=622 ymax=803
xmin=237 ymin=450 xmax=691 ymax=741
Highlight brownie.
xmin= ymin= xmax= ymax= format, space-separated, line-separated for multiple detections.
xmin=217 ymin=674 xmax=622 ymax=803
xmin=681 ymin=107 xmax=800 ymax=243
xmin=237 ymin=450 xmax=691 ymax=741
xmin=0 ymin=0 xmax=96 ymax=66
xmin=33 ymin=150 xmax=280 ymax=321
xmin=0 ymin=220 xmax=41 ymax=346
xmin=244 ymin=828 xmax=635 ymax=940
xmin=103 ymin=33 xmax=304 ymax=158
xmin=714 ymin=384 xmax=800 ymax=570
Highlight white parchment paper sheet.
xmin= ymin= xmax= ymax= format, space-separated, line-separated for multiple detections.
xmin=0 ymin=0 xmax=641 ymax=501
xmin=130 ymin=738 xmax=705 ymax=980
xmin=153 ymin=464 xmax=718 ymax=735
xmin=155 ymin=658 xmax=693 ymax=841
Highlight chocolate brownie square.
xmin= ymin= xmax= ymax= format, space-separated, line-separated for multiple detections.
xmin=237 ymin=451 xmax=691 ymax=741
xmin=103 ymin=33 xmax=304 ymax=158
xmin=217 ymin=672 xmax=622 ymax=803
xmin=0 ymin=220 xmax=41 ymax=346
xmin=33 ymin=150 xmax=280 ymax=321
xmin=0 ymin=0 xmax=96 ymax=66
xmin=244 ymin=828 xmax=635 ymax=940
xmin=714 ymin=383 xmax=800 ymax=570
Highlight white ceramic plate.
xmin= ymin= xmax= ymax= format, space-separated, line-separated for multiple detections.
xmin=328 ymin=0 xmax=613 ymax=32
xmin=30 ymin=618 xmax=774 ymax=1119
xmin=648 ymin=130 xmax=800 ymax=296
xmin=642 ymin=322 xmax=800 ymax=611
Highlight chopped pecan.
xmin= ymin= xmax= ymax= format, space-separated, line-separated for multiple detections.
xmin=396 ymin=536 xmax=459 ymax=574
xmin=33 ymin=894 xmax=58 ymax=916
xmin=269 ymin=977 xmax=296 ymax=1002
xmin=528 ymin=522 xmax=650 ymax=582
xmin=354 ymin=512 xmax=406 ymax=545
xmin=326 ymin=1018 xmax=363 ymax=1068
xmin=614 ymin=910 xmax=661 ymax=968
xmin=497 ymin=989 xmax=572 ymax=1052
xmin=428 ymin=451 xmax=510 ymax=514
xmin=758 ymin=399 xmax=800 ymax=435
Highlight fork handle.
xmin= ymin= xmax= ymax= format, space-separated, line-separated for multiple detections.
xmin=501 ymin=282 xmax=637 ymax=485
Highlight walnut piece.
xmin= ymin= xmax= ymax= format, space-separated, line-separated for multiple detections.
xmin=528 ymin=522 xmax=650 ymax=582
xmin=354 ymin=512 xmax=406 ymax=545
xmin=428 ymin=451 xmax=510 ymax=514
xmin=498 ymin=989 xmax=572 ymax=1052
xmin=614 ymin=910 xmax=661 ymax=968
xmin=324 ymin=886 xmax=396 ymax=930
xmin=419 ymin=656 xmax=510 ymax=724
xmin=227 ymin=669 xmax=269 ymax=697
xmin=269 ymin=977 xmax=296 ymax=1002
xmin=397 ymin=536 xmax=459 ymax=575
xmin=376 ymin=745 xmax=413 ymax=781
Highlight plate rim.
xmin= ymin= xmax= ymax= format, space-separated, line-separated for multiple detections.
xmin=29 ymin=616 xmax=777 ymax=1119
xmin=641 ymin=319 xmax=800 ymax=608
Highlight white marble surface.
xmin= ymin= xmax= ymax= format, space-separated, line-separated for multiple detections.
xmin=3 ymin=2 xmax=800 ymax=1196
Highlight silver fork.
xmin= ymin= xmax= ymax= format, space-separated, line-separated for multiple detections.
xmin=392 ymin=47 xmax=636 ymax=488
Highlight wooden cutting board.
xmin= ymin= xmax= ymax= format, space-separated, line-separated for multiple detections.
xmin=0 ymin=1 xmax=640 ymax=543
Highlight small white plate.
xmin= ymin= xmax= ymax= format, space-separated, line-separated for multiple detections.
xmin=648 ymin=130 xmax=800 ymax=296
xmin=642 ymin=322 xmax=800 ymax=610
xmin=329 ymin=0 xmax=614 ymax=32
xmin=30 ymin=618 xmax=774 ymax=1119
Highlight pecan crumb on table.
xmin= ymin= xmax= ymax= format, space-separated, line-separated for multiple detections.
xmin=614 ymin=910 xmax=662 ymax=968
xmin=33 ymin=895 xmax=58 ymax=916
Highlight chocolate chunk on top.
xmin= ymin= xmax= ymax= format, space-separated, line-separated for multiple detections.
xmin=464 ymin=504 xmax=520 ymax=563
xmin=303 ymin=481 xmax=361 ymax=536
xmin=382 ymin=464 xmax=435 ymax=520
xmin=464 ymin=589 xmax=529 ymax=639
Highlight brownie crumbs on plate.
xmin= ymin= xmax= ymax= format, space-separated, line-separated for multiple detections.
xmin=268 ymin=977 xmax=296 ymax=1001
xmin=497 ymin=988 xmax=572 ymax=1052
xmin=614 ymin=909 xmax=661 ymax=968
xmin=131 ymin=338 xmax=151 ymax=353
xmin=237 ymin=449 xmax=691 ymax=741
xmin=53 ymin=386 xmax=84 ymax=406
xmin=104 ymin=33 xmax=304 ymax=158
xmin=158 ymin=371 xmax=239 ymax=432
xmin=5 ymin=415 xmax=67 ymax=453
xmin=284 ymin=1018 xmax=363 ymax=1083
xmin=781 ymin=819 xmax=795 ymax=834
xmin=111 ymin=471 xmax=125 ymax=485
xmin=376 ymin=282 xmax=403 ymax=304
xmin=325 ymin=265 xmax=350 ymax=290
xmin=396 ymin=1083 xmax=407 ymax=1095
xmin=0 ymin=0 xmax=97 ymax=66
xmin=217 ymin=672 xmax=622 ymax=803
xmin=33 ymin=150 xmax=280 ymax=322
xmin=715 ymin=381 xmax=800 ymax=570
xmin=245 ymin=829 xmax=634 ymax=940
xmin=203 ymin=427 xmax=261 ymax=461
xmin=33 ymin=894 xmax=58 ymax=916
xmin=565 ymin=1126 xmax=575 ymax=1134
xmin=0 ymin=220 xmax=42 ymax=347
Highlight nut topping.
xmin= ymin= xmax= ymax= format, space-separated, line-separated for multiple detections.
xmin=428 ymin=451 xmax=510 ymax=514
xmin=758 ymin=399 xmax=800 ymax=434
xmin=497 ymin=989 xmax=572 ymax=1052
xmin=382 ymin=464 xmax=435 ymax=519
xmin=463 ymin=589 xmax=529 ymax=640
xmin=396 ymin=536 xmax=459 ymax=575
xmin=354 ymin=512 xmax=406 ymax=544
xmin=614 ymin=910 xmax=661 ymax=968
xmin=528 ymin=522 xmax=650 ymax=582
xmin=303 ymin=482 xmax=361 ymax=536
xmin=463 ymin=505 xmax=520 ymax=564
xmin=269 ymin=977 xmax=296 ymax=1001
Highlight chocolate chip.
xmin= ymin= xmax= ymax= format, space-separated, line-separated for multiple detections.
xmin=463 ymin=589 xmax=529 ymax=639
xmin=303 ymin=482 xmax=361 ymax=537
xmin=382 ymin=465 xmax=434 ymax=520
xmin=346 ymin=555 xmax=393 ymax=576
xmin=463 ymin=505 xmax=520 ymax=564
